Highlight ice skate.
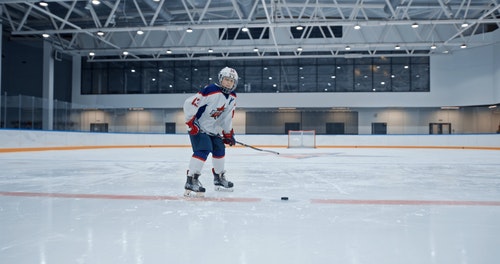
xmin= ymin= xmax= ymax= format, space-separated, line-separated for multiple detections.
xmin=212 ymin=168 xmax=234 ymax=192
xmin=184 ymin=173 xmax=206 ymax=197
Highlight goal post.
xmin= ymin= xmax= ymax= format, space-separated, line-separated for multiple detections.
xmin=287 ymin=130 xmax=316 ymax=148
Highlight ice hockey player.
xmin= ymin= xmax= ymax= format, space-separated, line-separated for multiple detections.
xmin=182 ymin=67 xmax=238 ymax=197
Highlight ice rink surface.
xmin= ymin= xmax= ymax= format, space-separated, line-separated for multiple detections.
xmin=1 ymin=146 xmax=500 ymax=264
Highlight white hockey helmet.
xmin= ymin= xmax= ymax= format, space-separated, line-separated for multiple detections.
xmin=218 ymin=67 xmax=238 ymax=94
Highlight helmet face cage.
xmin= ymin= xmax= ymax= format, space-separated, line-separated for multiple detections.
xmin=218 ymin=67 xmax=238 ymax=94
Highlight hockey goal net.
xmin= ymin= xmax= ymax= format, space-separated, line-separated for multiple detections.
xmin=288 ymin=130 xmax=316 ymax=148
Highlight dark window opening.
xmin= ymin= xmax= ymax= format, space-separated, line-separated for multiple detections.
xmin=219 ymin=27 xmax=269 ymax=40
xmin=291 ymin=26 xmax=342 ymax=38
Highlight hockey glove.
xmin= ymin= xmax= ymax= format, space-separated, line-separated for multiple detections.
xmin=185 ymin=116 xmax=200 ymax=135
xmin=222 ymin=129 xmax=236 ymax=146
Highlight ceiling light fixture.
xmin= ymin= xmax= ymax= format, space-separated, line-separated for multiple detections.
xmin=297 ymin=47 xmax=303 ymax=51
xmin=253 ymin=47 xmax=259 ymax=52
xmin=411 ymin=22 xmax=419 ymax=28
xmin=296 ymin=25 xmax=304 ymax=30
xmin=431 ymin=44 xmax=437 ymax=50
xmin=345 ymin=46 xmax=351 ymax=50
xmin=122 ymin=51 xmax=129 ymax=55
xmin=208 ymin=48 xmax=213 ymax=53
xmin=137 ymin=30 xmax=144 ymax=35
xmin=42 ymin=33 xmax=50 ymax=38
xmin=92 ymin=0 xmax=101 ymax=5
xmin=39 ymin=1 xmax=48 ymax=7
xmin=242 ymin=27 xmax=249 ymax=32
xmin=166 ymin=49 xmax=172 ymax=54
xmin=89 ymin=52 xmax=95 ymax=56
xmin=353 ymin=24 xmax=361 ymax=30
xmin=460 ymin=43 xmax=467 ymax=49
xmin=186 ymin=28 xmax=193 ymax=33
xmin=461 ymin=22 xmax=469 ymax=28
xmin=97 ymin=31 xmax=104 ymax=36
xmin=394 ymin=45 xmax=401 ymax=50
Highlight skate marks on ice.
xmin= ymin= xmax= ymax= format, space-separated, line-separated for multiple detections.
xmin=230 ymin=151 xmax=341 ymax=159
xmin=228 ymin=147 xmax=500 ymax=206
xmin=2 ymin=147 xmax=499 ymax=203
xmin=231 ymin=150 xmax=391 ymax=159
xmin=2 ymin=148 xmax=500 ymax=264
xmin=275 ymin=152 xmax=342 ymax=159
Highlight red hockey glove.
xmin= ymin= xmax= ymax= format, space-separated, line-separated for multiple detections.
xmin=185 ymin=116 xmax=199 ymax=135
xmin=222 ymin=129 xmax=236 ymax=146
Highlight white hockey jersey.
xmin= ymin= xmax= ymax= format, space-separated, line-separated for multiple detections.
xmin=183 ymin=84 xmax=237 ymax=135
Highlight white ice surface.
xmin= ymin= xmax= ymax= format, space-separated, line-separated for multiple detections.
xmin=1 ymin=147 xmax=500 ymax=264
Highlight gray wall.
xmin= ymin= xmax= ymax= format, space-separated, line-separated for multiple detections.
xmin=70 ymin=42 xmax=500 ymax=109
xmin=1 ymin=37 xmax=43 ymax=97
xmin=1 ymin=37 xmax=72 ymax=102
xmin=64 ymin=106 xmax=498 ymax=134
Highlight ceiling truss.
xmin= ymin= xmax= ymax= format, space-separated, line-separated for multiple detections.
xmin=1 ymin=0 xmax=499 ymax=62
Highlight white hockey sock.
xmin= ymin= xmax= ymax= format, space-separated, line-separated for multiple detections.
xmin=212 ymin=156 xmax=225 ymax=174
xmin=188 ymin=157 xmax=205 ymax=176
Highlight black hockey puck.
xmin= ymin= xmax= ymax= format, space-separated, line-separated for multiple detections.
xmin=281 ymin=196 xmax=288 ymax=201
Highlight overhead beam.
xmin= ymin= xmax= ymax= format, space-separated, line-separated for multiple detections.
xmin=86 ymin=52 xmax=434 ymax=63
xmin=444 ymin=4 xmax=500 ymax=45
xmin=11 ymin=18 xmax=500 ymax=35
xmin=21 ymin=2 xmax=122 ymax=50
xmin=73 ymin=41 xmax=465 ymax=55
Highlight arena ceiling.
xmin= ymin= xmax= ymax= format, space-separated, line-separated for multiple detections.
xmin=1 ymin=0 xmax=499 ymax=62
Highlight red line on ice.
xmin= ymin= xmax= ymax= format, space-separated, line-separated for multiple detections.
xmin=310 ymin=198 xmax=500 ymax=206
xmin=2 ymin=191 xmax=500 ymax=206
xmin=0 ymin=191 xmax=261 ymax=203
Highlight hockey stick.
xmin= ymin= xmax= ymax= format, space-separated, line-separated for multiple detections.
xmin=203 ymin=131 xmax=280 ymax=155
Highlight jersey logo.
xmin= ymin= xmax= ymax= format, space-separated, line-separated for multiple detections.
xmin=210 ymin=104 xmax=225 ymax=119
xmin=191 ymin=97 xmax=200 ymax=107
